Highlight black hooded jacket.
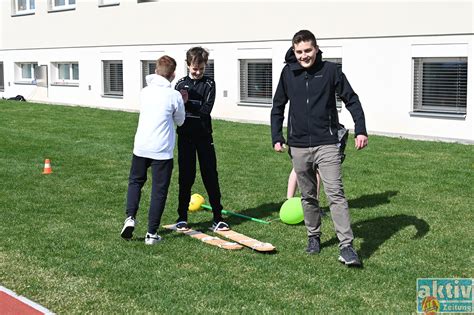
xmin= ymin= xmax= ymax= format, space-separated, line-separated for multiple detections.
xmin=271 ymin=48 xmax=367 ymax=147
xmin=175 ymin=75 xmax=216 ymax=135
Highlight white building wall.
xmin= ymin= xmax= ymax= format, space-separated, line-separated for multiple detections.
xmin=0 ymin=1 xmax=473 ymax=143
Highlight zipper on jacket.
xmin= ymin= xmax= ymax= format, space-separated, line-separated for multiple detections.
xmin=329 ymin=115 xmax=333 ymax=135
xmin=305 ymin=72 xmax=312 ymax=146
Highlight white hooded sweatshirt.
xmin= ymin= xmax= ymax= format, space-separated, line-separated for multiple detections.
xmin=133 ymin=74 xmax=185 ymax=160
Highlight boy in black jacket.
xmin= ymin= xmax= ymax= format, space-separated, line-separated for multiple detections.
xmin=174 ymin=47 xmax=229 ymax=232
xmin=271 ymin=30 xmax=368 ymax=266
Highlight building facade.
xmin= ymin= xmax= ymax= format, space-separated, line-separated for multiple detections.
xmin=1 ymin=0 xmax=473 ymax=143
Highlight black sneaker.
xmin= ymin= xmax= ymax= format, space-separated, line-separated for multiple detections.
xmin=306 ymin=236 xmax=321 ymax=254
xmin=212 ymin=221 xmax=230 ymax=232
xmin=338 ymin=245 xmax=362 ymax=266
xmin=176 ymin=221 xmax=189 ymax=231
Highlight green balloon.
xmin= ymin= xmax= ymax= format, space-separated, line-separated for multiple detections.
xmin=280 ymin=197 xmax=304 ymax=224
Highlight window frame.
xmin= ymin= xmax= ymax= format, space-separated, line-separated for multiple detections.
xmin=51 ymin=62 xmax=79 ymax=86
xmin=0 ymin=62 xmax=4 ymax=91
xmin=12 ymin=0 xmax=35 ymax=15
xmin=412 ymin=57 xmax=467 ymax=115
xmin=50 ymin=0 xmax=76 ymax=12
xmin=102 ymin=60 xmax=123 ymax=97
xmin=141 ymin=60 xmax=156 ymax=88
xmin=239 ymin=59 xmax=272 ymax=106
xmin=15 ymin=62 xmax=38 ymax=84
xmin=325 ymin=58 xmax=343 ymax=109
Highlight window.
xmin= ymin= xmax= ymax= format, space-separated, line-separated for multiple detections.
xmin=13 ymin=0 xmax=35 ymax=14
xmin=413 ymin=57 xmax=467 ymax=114
xmin=50 ymin=0 xmax=75 ymax=11
xmin=0 ymin=62 xmax=4 ymax=91
xmin=141 ymin=60 xmax=156 ymax=88
xmin=52 ymin=62 xmax=79 ymax=85
xmin=185 ymin=59 xmax=214 ymax=80
xmin=239 ymin=59 xmax=272 ymax=105
xmin=326 ymin=58 xmax=343 ymax=109
xmin=15 ymin=62 xmax=38 ymax=83
xmin=103 ymin=60 xmax=123 ymax=96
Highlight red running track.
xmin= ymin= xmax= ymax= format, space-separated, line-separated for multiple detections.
xmin=0 ymin=286 xmax=53 ymax=314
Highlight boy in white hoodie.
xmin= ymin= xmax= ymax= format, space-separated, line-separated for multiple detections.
xmin=121 ymin=55 xmax=186 ymax=245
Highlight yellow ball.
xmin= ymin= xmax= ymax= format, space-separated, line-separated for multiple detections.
xmin=188 ymin=194 xmax=205 ymax=212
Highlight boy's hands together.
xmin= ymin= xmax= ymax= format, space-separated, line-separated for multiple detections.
xmin=179 ymin=89 xmax=189 ymax=103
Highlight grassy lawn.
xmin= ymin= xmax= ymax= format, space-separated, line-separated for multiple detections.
xmin=0 ymin=100 xmax=472 ymax=313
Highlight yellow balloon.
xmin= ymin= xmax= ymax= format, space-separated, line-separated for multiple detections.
xmin=189 ymin=194 xmax=205 ymax=212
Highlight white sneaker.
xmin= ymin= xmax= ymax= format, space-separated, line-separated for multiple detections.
xmin=145 ymin=232 xmax=162 ymax=245
xmin=120 ymin=216 xmax=135 ymax=240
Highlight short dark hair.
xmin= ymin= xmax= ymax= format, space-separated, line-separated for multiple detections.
xmin=292 ymin=30 xmax=317 ymax=48
xmin=156 ymin=55 xmax=177 ymax=79
xmin=186 ymin=47 xmax=209 ymax=66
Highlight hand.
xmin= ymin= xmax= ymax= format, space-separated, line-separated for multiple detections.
xmin=179 ymin=89 xmax=189 ymax=103
xmin=355 ymin=135 xmax=368 ymax=150
xmin=274 ymin=142 xmax=285 ymax=152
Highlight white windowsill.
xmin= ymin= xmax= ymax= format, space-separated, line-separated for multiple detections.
xmin=51 ymin=82 xmax=79 ymax=87
xmin=12 ymin=11 xmax=35 ymax=17
xmin=48 ymin=7 xmax=76 ymax=13
xmin=14 ymin=81 xmax=36 ymax=85
xmin=237 ymin=102 xmax=272 ymax=108
xmin=409 ymin=111 xmax=466 ymax=120
xmin=99 ymin=3 xmax=120 ymax=7
xmin=101 ymin=94 xmax=123 ymax=99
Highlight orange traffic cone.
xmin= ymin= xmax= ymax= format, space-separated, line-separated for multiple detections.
xmin=42 ymin=159 xmax=52 ymax=174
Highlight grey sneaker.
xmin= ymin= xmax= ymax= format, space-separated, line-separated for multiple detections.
xmin=145 ymin=232 xmax=161 ymax=245
xmin=338 ymin=245 xmax=362 ymax=266
xmin=120 ymin=216 xmax=135 ymax=240
xmin=306 ymin=236 xmax=321 ymax=254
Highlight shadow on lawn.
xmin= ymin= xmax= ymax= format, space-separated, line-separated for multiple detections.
xmin=348 ymin=190 xmax=399 ymax=209
xmin=322 ymin=214 xmax=430 ymax=260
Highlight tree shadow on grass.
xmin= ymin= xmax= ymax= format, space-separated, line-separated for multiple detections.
xmin=321 ymin=214 xmax=430 ymax=260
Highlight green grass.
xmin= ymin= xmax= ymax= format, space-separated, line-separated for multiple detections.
xmin=0 ymin=100 xmax=472 ymax=314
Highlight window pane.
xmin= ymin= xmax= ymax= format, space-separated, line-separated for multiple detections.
xmin=18 ymin=0 xmax=27 ymax=10
xmin=21 ymin=64 xmax=32 ymax=79
xmin=58 ymin=64 xmax=70 ymax=80
xmin=69 ymin=0 xmax=75 ymax=4
xmin=413 ymin=57 xmax=467 ymax=114
xmin=30 ymin=0 xmax=35 ymax=9
xmin=104 ymin=61 xmax=123 ymax=95
xmin=55 ymin=0 xmax=65 ymax=6
xmin=72 ymin=63 xmax=79 ymax=80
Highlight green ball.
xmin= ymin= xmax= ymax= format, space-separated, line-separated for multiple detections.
xmin=280 ymin=197 xmax=304 ymax=224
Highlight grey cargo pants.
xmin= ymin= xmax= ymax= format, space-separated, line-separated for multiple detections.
xmin=291 ymin=144 xmax=354 ymax=248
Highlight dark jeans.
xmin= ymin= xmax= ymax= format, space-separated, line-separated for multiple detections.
xmin=177 ymin=132 xmax=223 ymax=223
xmin=126 ymin=155 xmax=173 ymax=234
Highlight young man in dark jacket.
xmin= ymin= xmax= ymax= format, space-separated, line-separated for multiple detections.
xmin=271 ymin=30 xmax=368 ymax=266
xmin=174 ymin=47 xmax=229 ymax=232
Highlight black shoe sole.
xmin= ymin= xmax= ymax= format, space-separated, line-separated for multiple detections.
xmin=121 ymin=226 xmax=134 ymax=240
xmin=338 ymin=256 xmax=362 ymax=267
